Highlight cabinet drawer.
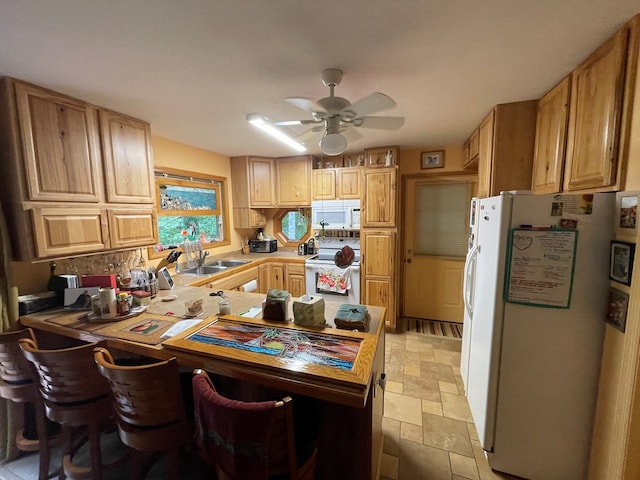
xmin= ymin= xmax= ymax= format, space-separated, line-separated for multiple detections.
xmin=286 ymin=262 xmax=305 ymax=276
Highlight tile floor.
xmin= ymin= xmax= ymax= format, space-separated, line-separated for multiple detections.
xmin=0 ymin=329 xmax=521 ymax=480
xmin=380 ymin=330 xmax=521 ymax=480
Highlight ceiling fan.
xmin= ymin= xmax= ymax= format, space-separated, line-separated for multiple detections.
xmin=278 ymin=68 xmax=405 ymax=156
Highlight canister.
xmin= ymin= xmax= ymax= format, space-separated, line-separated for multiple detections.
xmin=99 ymin=287 xmax=117 ymax=319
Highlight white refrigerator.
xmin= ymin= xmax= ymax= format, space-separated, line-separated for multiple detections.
xmin=461 ymin=191 xmax=615 ymax=480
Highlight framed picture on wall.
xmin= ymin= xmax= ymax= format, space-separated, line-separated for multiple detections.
xmin=606 ymin=286 xmax=629 ymax=333
xmin=609 ymin=240 xmax=635 ymax=286
xmin=616 ymin=191 xmax=638 ymax=237
xmin=421 ymin=150 xmax=444 ymax=169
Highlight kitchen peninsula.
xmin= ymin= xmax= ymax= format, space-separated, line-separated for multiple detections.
xmin=19 ymin=285 xmax=386 ymax=480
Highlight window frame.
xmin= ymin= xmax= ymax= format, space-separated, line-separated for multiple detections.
xmin=148 ymin=167 xmax=231 ymax=260
xmin=273 ymin=208 xmax=312 ymax=247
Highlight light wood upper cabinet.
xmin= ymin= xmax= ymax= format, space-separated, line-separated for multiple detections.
xmin=464 ymin=128 xmax=479 ymax=169
xmin=564 ymin=27 xmax=628 ymax=192
xmin=276 ymin=155 xmax=311 ymax=206
xmin=531 ymin=76 xmax=571 ymax=194
xmin=476 ymin=100 xmax=538 ymax=198
xmin=0 ymin=77 xmax=158 ymax=260
xmin=13 ymin=80 xmax=104 ymax=202
xmin=107 ymin=207 xmax=157 ymax=249
xmin=249 ymin=157 xmax=277 ymax=207
xmin=100 ymin=109 xmax=154 ymax=204
xmin=312 ymin=167 xmax=361 ymax=200
xmin=31 ymin=207 xmax=109 ymax=258
xmin=312 ymin=169 xmax=336 ymax=200
xmin=337 ymin=167 xmax=361 ymax=199
xmin=362 ymin=167 xmax=397 ymax=227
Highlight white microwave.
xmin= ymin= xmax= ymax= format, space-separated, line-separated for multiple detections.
xmin=311 ymin=199 xmax=361 ymax=231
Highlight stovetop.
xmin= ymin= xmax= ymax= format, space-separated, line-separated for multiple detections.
xmin=306 ymin=237 xmax=360 ymax=265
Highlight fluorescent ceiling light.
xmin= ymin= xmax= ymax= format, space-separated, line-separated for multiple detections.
xmin=246 ymin=113 xmax=306 ymax=152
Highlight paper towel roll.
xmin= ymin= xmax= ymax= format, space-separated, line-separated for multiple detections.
xmin=240 ymin=280 xmax=258 ymax=292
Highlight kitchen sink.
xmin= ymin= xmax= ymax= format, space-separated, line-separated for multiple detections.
xmin=180 ymin=259 xmax=250 ymax=275
xmin=180 ymin=265 xmax=228 ymax=275
xmin=208 ymin=259 xmax=251 ymax=268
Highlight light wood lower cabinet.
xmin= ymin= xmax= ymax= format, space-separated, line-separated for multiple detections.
xmin=270 ymin=262 xmax=286 ymax=291
xmin=361 ymin=230 xmax=397 ymax=330
xmin=285 ymin=263 xmax=306 ymax=297
xmin=258 ymin=263 xmax=271 ymax=293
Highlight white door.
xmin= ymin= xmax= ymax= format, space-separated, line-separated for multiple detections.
xmin=403 ymin=178 xmax=473 ymax=322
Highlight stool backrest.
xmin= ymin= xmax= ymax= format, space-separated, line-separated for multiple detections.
xmin=19 ymin=338 xmax=109 ymax=405
xmin=192 ymin=369 xmax=298 ymax=480
xmin=0 ymin=329 xmax=36 ymax=385
xmin=93 ymin=347 xmax=187 ymax=429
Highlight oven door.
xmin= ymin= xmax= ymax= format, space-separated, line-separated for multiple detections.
xmin=305 ymin=262 xmax=360 ymax=303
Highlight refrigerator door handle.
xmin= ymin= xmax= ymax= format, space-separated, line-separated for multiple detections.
xmin=463 ymin=245 xmax=479 ymax=317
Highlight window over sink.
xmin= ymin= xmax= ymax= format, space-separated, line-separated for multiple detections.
xmin=149 ymin=168 xmax=231 ymax=259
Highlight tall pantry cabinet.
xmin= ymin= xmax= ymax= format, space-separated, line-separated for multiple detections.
xmin=361 ymin=166 xmax=399 ymax=331
xmin=0 ymin=77 xmax=157 ymax=260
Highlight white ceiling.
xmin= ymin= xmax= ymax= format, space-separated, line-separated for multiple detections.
xmin=0 ymin=1 xmax=638 ymax=158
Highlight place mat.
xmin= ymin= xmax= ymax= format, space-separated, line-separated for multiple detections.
xmin=45 ymin=313 xmax=112 ymax=333
xmin=96 ymin=313 xmax=191 ymax=345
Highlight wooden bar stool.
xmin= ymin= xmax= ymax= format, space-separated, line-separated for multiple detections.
xmin=19 ymin=338 xmax=119 ymax=480
xmin=0 ymin=328 xmax=59 ymax=480
xmin=93 ymin=347 xmax=194 ymax=480
xmin=192 ymin=369 xmax=318 ymax=480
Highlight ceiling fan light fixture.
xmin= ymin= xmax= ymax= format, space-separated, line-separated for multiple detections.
xmin=320 ymin=132 xmax=347 ymax=156
xmin=246 ymin=113 xmax=307 ymax=152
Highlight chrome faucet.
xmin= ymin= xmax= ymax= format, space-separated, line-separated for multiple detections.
xmin=198 ymin=250 xmax=209 ymax=266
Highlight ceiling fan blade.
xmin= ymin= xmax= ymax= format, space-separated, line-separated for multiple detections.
xmin=273 ymin=118 xmax=322 ymax=127
xmin=342 ymin=127 xmax=363 ymax=142
xmin=295 ymin=126 xmax=324 ymax=144
xmin=285 ymin=97 xmax=328 ymax=114
xmin=356 ymin=116 xmax=405 ymax=130
xmin=342 ymin=92 xmax=397 ymax=117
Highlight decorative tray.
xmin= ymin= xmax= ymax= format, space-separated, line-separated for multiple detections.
xmin=78 ymin=306 xmax=147 ymax=323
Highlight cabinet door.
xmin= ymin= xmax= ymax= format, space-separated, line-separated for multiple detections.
xmin=564 ymin=28 xmax=628 ymax=191
xmin=15 ymin=81 xmax=103 ymax=202
xmin=107 ymin=208 xmax=157 ymax=249
xmin=100 ymin=109 xmax=154 ymax=204
xmin=362 ymin=230 xmax=396 ymax=329
xmin=31 ymin=207 xmax=108 ymax=258
xmin=276 ymin=156 xmax=311 ymax=206
xmin=312 ymin=169 xmax=336 ymax=200
xmin=337 ymin=168 xmax=361 ymax=199
xmin=468 ymin=129 xmax=479 ymax=160
xmin=286 ymin=263 xmax=306 ymax=297
xmin=532 ymin=76 xmax=571 ymax=194
xmin=270 ymin=263 xmax=285 ymax=290
xmin=233 ymin=208 xmax=266 ymax=229
xmin=477 ymin=111 xmax=495 ymax=198
xmin=362 ymin=167 xmax=397 ymax=227
xmin=249 ymin=157 xmax=276 ymax=207
xmin=258 ymin=264 xmax=270 ymax=293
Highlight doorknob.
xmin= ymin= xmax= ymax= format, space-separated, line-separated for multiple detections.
xmin=407 ymin=258 xmax=412 ymax=263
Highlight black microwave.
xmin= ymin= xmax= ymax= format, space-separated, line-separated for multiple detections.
xmin=249 ymin=239 xmax=278 ymax=253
